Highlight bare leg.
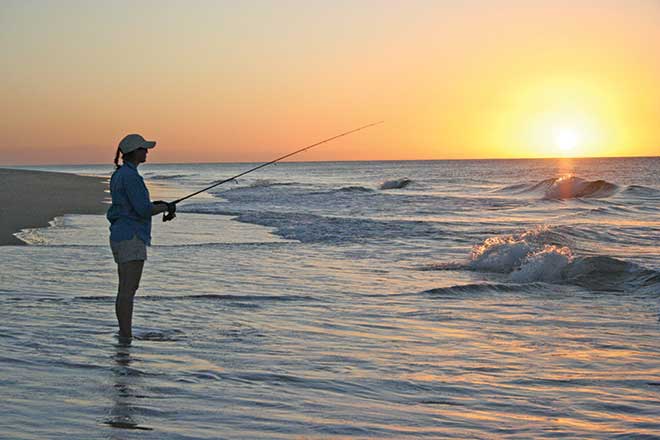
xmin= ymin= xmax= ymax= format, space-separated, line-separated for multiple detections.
xmin=116 ymin=260 xmax=145 ymax=339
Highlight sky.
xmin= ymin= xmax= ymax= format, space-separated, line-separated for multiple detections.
xmin=1 ymin=0 xmax=659 ymax=165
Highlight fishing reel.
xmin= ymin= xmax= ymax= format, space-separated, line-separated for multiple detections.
xmin=154 ymin=201 xmax=177 ymax=222
xmin=163 ymin=202 xmax=176 ymax=222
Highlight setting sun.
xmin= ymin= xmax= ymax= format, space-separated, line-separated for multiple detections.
xmin=478 ymin=73 xmax=641 ymax=159
xmin=554 ymin=127 xmax=581 ymax=155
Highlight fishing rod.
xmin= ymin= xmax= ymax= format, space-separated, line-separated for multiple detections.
xmin=166 ymin=121 xmax=383 ymax=214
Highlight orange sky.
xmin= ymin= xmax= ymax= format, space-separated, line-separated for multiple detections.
xmin=1 ymin=0 xmax=659 ymax=165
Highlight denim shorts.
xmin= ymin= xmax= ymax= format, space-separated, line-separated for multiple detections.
xmin=110 ymin=235 xmax=147 ymax=264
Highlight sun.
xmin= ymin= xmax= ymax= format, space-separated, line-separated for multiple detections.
xmin=487 ymin=75 xmax=626 ymax=158
xmin=553 ymin=127 xmax=581 ymax=155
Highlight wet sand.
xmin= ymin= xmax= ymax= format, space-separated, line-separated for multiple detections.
xmin=0 ymin=168 xmax=107 ymax=245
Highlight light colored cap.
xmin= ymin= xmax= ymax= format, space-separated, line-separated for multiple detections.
xmin=118 ymin=134 xmax=156 ymax=154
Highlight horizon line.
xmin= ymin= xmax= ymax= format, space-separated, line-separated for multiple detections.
xmin=2 ymin=154 xmax=659 ymax=168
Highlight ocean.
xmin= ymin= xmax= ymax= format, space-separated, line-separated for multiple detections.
xmin=2 ymin=157 xmax=659 ymax=439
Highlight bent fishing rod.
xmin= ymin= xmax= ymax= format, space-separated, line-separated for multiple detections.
xmin=169 ymin=121 xmax=383 ymax=208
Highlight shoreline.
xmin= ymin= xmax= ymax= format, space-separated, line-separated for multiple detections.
xmin=0 ymin=168 xmax=108 ymax=245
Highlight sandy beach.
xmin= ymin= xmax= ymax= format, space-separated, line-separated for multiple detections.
xmin=0 ymin=168 xmax=107 ymax=245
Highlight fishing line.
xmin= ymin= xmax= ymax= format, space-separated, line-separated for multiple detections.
xmin=171 ymin=121 xmax=383 ymax=205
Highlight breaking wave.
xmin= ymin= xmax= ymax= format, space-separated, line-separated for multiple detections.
xmin=430 ymin=226 xmax=659 ymax=293
xmin=543 ymin=177 xmax=618 ymax=199
xmin=468 ymin=226 xmax=572 ymax=273
xmin=498 ymin=176 xmax=619 ymax=199
xmin=380 ymin=178 xmax=412 ymax=190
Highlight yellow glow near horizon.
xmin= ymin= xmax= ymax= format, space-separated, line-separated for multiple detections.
xmin=0 ymin=1 xmax=659 ymax=164
xmin=482 ymin=74 xmax=636 ymax=158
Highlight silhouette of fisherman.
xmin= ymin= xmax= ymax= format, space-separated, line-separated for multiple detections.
xmin=107 ymin=134 xmax=176 ymax=343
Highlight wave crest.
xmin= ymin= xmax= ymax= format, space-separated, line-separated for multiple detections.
xmin=463 ymin=227 xmax=659 ymax=292
xmin=498 ymin=175 xmax=619 ymax=199
xmin=380 ymin=178 xmax=412 ymax=190
xmin=469 ymin=226 xmax=572 ymax=273
xmin=544 ymin=176 xmax=618 ymax=199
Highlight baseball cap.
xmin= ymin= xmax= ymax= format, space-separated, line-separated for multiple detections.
xmin=118 ymin=134 xmax=156 ymax=154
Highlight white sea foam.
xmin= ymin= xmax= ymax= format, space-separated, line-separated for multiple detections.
xmin=469 ymin=226 xmax=574 ymax=282
xmin=467 ymin=226 xmax=658 ymax=290
xmin=469 ymin=236 xmax=532 ymax=272
xmin=468 ymin=226 xmax=570 ymax=276
xmin=510 ymin=245 xmax=573 ymax=283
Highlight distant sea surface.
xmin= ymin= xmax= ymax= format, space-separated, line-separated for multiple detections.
xmin=2 ymin=158 xmax=659 ymax=439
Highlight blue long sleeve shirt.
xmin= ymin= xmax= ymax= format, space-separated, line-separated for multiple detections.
xmin=107 ymin=162 xmax=154 ymax=245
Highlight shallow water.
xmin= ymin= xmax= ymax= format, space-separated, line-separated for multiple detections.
xmin=2 ymin=158 xmax=659 ymax=439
